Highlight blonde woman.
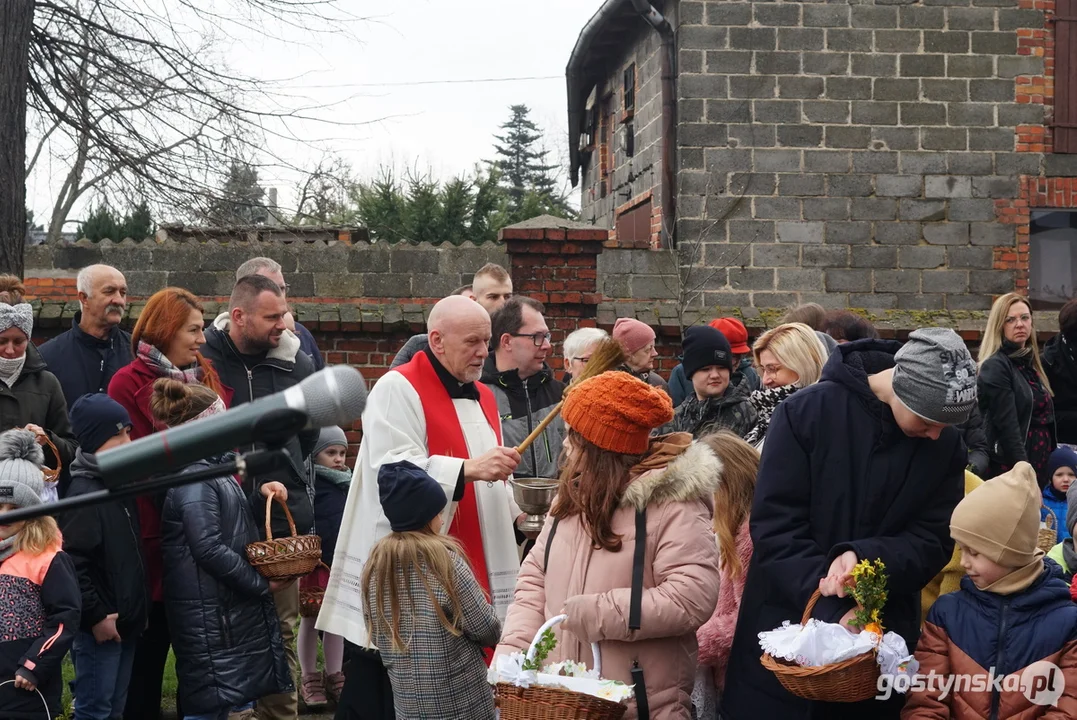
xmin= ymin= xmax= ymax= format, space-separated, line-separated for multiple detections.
xmin=743 ymin=323 xmax=828 ymax=448
xmin=978 ymin=293 xmax=1056 ymax=484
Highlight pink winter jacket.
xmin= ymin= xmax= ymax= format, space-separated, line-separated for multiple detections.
xmin=496 ymin=439 xmax=722 ymax=720
xmin=696 ymin=520 xmax=753 ymax=692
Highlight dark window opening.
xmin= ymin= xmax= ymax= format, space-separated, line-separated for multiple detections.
xmin=616 ymin=198 xmax=652 ymax=248
xmin=1030 ymin=209 xmax=1077 ymax=309
xmin=623 ymin=64 xmax=636 ymax=120
xmin=624 ymin=122 xmax=635 ymax=158
xmin=581 ymin=106 xmax=598 ymax=152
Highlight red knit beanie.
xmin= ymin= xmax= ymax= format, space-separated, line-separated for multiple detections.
xmin=562 ymin=371 xmax=674 ymax=454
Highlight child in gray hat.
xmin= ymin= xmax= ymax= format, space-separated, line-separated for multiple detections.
xmin=0 ymin=428 xmax=80 ymax=720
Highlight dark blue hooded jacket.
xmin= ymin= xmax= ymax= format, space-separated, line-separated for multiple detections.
xmin=722 ymin=339 xmax=967 ymax=720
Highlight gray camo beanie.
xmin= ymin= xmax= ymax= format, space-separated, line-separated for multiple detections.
xmin=0 ymin=429 xmax=45 ymax=509
xmin=892 ymin=328 xmax=978 ymax=425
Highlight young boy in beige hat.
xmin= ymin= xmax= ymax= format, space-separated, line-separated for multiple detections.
xmin=903 ymin=462 xmax=1077 ymax=718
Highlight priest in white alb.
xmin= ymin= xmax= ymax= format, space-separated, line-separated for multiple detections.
xmin=318 ymin=294 xmax=523 ymax=720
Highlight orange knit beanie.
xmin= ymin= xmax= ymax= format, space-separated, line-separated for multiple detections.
xmin=562 ymin=371 xmax=674 ymax=454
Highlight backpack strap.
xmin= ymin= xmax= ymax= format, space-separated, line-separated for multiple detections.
xmin=629 ymin=508 xmax=646 ymax=631
xmin=543 ymin=517 xmax=561 ymax=574
xmin=630 ymin=508 xmax=649 ymax=719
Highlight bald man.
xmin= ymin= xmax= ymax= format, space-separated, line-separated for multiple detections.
xmin=319 ymin=295 xmax=522 ymax=720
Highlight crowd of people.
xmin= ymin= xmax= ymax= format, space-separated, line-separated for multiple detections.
xmin=5 ymin=255 xmax=1077 ymax=720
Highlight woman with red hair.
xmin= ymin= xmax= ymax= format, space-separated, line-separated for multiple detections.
xmin=107 ymin=287 xmax=232 ymax=720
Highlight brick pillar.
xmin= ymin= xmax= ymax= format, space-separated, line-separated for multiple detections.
xmin=499 ymin=216 xmax=608 ymax=369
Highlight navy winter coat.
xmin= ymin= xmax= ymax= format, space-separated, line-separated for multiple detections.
xmin=904 ymin=560 xmax=1077 ymax=718
xmin=722 ymin=340 xmax=967 ymax=720
xmin=161 ymin=461 xmax=293 ymax=715
xmin=38 ymin=312 xmax=132 ymax=407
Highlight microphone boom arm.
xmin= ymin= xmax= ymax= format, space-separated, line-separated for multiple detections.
xmin=0 ymin=448 xmax=293 ymax=526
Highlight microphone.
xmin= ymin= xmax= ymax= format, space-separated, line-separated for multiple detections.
xmin=98 ymin=365 xmax=368 ymax=487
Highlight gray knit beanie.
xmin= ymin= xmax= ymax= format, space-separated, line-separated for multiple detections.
xmin=0 ymin=429 xmax=45 ymax=509
xmin=892 ymin=328 xmax=978 ymax=425
xmin=313 ymin=426 xmax=348 ymax=458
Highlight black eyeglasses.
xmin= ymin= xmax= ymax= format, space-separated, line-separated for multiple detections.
xmin=278 ymin=283 xmax=291 ymax=294
xmin=511 ymin=332 xmax=552 ymax=347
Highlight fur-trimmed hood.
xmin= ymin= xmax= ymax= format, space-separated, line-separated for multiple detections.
xmin=212 ymin=312 xmax=302 ymax=364
xmin=620 ymin=440 xmax=722 ymax=511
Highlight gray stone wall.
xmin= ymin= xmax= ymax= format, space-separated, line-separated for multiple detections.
xmin=673 ymin=0 xmax=1045 ymax=311
xmin=24 ymin=239 xmax=508 ymax=300
xmin=578 ymin=17 xmax=667 ymax=229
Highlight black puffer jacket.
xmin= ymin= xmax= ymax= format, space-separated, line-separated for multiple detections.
xmin=1043 ymin=332 xmax=1077 ymax=444
xmin=200 ymin=318 xmax=316 ymax=538
xmin=59 ymin=449 xmax=148 ymax=637
xmin=161 ymin=461 xmax=293 ymax=715
xmin=657 ymin=374 xmax=757 ymax=439
xmin=978 ymin=347 xmax=1047 ymax=475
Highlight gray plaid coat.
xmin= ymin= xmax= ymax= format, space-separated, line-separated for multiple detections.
xmin=366 ymin=550 xmax=501 ymax=719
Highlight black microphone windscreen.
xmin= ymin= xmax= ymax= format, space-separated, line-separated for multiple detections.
xmin=299 ymin=365 xmax=368 ymax=427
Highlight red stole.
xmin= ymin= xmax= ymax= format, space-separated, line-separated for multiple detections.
xmin=395 ymin=352 xmax=502 ymax=604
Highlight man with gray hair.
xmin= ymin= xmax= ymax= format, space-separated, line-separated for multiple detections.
xmin=39 ymin=264 xmax=131 ymax=407
xmin=236 ymin=256 xmax=325 ymax=371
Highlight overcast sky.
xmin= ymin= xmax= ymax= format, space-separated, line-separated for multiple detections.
xmin=26 ymin=0 xmax=606 ymax=227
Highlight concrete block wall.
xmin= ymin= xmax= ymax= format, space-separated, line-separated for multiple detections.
xmin=675 ymin=0 xmax=1048 ymax=311
xmin=22 ymin=238 xmax=509 ymax=303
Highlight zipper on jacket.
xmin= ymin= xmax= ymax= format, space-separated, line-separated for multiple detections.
xmin=219 ymin=607 xmax=234 ymax=648
xmin=523 ymin=377 xmax=538 ymax=476
xmin=989 ymin=598 xmax=1010 ymax=720
xmin=124 ymin=505 xmax=148 ymax=614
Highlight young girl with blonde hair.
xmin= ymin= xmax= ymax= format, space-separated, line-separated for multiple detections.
xmin=694 ymin=431 xmax=762 ymax=716
xmin=362 ymin=460 xmax=501 ymax=720
xmin=0 ymin=429 xmax=79 ymax=720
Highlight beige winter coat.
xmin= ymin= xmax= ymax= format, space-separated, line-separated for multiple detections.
xmin=496 ymin=437 xmax=722 ymax=720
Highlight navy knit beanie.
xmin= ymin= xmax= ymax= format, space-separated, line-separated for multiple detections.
xmin=377 ymin=460 xmax=448 ymax=532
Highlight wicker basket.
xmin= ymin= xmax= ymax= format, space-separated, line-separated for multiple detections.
xmin=299 ymin=563 xmax=330 ymax=618
xmin=495 ymin=615 xmax=627 ymax=720
xmin=1039 ymin=504 xmax=1058 ymax=553
xmin=246 ymin=495 xmax=321 ymax=580
xmin=760 ymin=589 xmax=880 ymax=703
xmin=34 ymin=430 xmax=62 ymax=484
xmin=496 ymin=684 xmax=626 ymax=720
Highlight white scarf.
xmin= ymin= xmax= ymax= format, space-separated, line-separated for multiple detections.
xmin=0 ymin=354 xmax=27 ymax=388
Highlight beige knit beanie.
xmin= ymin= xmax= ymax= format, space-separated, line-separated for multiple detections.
xmin=950 ymin=461 xmax=1040 ymax=567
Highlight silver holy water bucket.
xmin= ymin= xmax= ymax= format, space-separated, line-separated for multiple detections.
xmin=508 ymin=477 xmax=558 ymax=535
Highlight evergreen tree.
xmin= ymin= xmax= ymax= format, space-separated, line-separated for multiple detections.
xmin=489 ymin=105 xmax=575 ymax=221
xmin=121 ymin=200 xmax=154 ymax=239
xmin=80 ymin=203 xmax=120 ymax=241
xmin=80 ymin=200 xmax=155 ymax=241
xmin=203 ymin=160 xmax=267 ymax=226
